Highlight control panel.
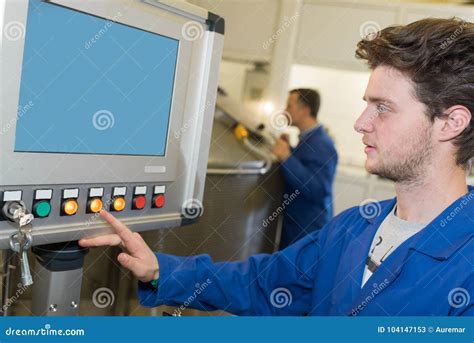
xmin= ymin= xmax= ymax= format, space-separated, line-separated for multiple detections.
xmin=0 ymin=0 xmax=225 ymax=247
xmin=0 ymin=182 xmax=178 ymax=248
xmin=1 ymin=184 xmax=168 ymax=219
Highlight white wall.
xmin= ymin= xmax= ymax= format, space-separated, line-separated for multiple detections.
xmin=0 ymin=0 xmax=5 ymax=50
xmin=288 ymin=64 xmax=371 ymax=167
xmin=217 ymin=60 xmax=253 ymax=101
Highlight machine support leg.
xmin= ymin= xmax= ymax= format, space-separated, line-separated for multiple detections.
xmin=31 ymin=241 xmax=88 ymax=316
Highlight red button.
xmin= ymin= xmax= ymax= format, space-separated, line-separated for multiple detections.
xmin=153 ymin=194 xmax=165 ymax=208
xmin=133 ymin=195 xmax=147 ymax=210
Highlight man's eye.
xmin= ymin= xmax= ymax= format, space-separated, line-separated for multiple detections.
xmin=376 ymin=104 xmax=389 ymax=114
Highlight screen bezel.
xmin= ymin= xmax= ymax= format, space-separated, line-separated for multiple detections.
xmin=0 ymin=0 xmax=201 ymax=186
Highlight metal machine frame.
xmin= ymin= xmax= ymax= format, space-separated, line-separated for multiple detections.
xmin=0 ymin=0 xmax=224 ymax=247
xmin=0 ymin=0 xmax=224 ymax=315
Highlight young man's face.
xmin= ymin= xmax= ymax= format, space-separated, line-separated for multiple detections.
xmin=354 ymin=65 xmax=434 ymax=183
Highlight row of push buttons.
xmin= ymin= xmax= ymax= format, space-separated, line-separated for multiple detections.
xmin=1 ymin=186 xmax=166 ymax=218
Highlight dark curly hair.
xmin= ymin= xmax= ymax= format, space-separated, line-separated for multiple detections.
xmin=355 ymin=18 xmax=474 ymax=168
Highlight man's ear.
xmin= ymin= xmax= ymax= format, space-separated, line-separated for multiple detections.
xmin=437 ymin=105 xmax=471 ymax=142
xmin=302 ymin=106 xmax=312 ymax=119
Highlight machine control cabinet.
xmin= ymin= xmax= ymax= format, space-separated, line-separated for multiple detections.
xmin=0 ymin=0 xmax=225 ymax=248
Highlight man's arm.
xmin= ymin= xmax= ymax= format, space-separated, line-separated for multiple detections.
xmin=79 ymin=210 xmax=325 ymax=316
xmin=138 ymin=232 xmax=320 ymax=315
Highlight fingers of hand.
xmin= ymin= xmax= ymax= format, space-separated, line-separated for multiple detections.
xmin=275 ymin=138 xmax=288 ymax=148
xmin=100 ymin=210 xmax=142 ymax=254
xmin=117 ymin=252 xmax=151 ymax=282
xmin=79 ymin=234 xmax=122 ymax=248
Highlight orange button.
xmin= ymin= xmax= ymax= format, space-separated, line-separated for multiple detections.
xmin=112 ymin=197 xmax=126 ymax=212
xmin=63 ymin=199 xmax=78 ymax=216
xmin=89 ymin=198 xmax=103 ymax=213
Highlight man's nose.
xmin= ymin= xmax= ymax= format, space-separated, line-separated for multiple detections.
xmin=354 ymin=108 xmax=375 ymax=133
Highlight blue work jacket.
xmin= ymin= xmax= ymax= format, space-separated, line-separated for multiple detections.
xmin=280 ymin=125 xmax=338 ymax=248
xmin=138 ymin=186 xmax=474 ymax=316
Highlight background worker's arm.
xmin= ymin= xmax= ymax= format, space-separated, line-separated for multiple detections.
xmin=272 ymin=136 xmax=337 ymax=199
xmin=79 ymin=211 xmax=322 ymax=316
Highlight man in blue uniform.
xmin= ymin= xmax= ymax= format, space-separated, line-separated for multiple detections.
xmin=80 ymin=18 xmax=474 ymax=316
xmin=271 ymin=89 xmax=338 ymax=249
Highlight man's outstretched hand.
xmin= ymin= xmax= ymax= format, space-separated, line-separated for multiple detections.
xmin=79 ymin=210 xmax=159 ymax=283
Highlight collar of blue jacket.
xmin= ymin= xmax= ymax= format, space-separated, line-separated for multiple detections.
xmin=364 ymin=186 xmax=473 ymax=260
xmin=299 ymin=123 xmax=321 ymax=140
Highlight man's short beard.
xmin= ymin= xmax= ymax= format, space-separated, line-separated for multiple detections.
xmin=369 ymin=128 xmax=433 ymax=184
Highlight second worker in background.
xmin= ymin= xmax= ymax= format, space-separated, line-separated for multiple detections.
xmin=271 ymin=89 xmax=338 ymax=249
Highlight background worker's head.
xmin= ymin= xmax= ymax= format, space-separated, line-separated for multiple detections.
xmin=286 ymin=88 xmax=320 ymax=130
xmin=354 ymin=18 xmax=473 ymax=183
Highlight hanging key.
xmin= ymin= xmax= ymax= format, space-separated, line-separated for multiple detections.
xmin=3 ymin=201 xmax=35 ymax=287
xmin=10 ymin=232 xmax=33 ymax=287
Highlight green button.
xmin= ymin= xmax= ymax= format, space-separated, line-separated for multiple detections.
xmin=35 ymin=201 xmax=51 ymax=218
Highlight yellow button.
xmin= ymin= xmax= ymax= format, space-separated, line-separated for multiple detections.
xmin=113 ymin=197 xmax=126 ymax=212
xmin=89 ymin=198 xmax=103 ymax=213
xmin=63 ymin=199 xmax=78 ymax=216
xmin=233 ymin=124 xmax=249 ymax=141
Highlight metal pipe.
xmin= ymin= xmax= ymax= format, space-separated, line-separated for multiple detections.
xmin=1 ymin=249 xmax=15 ymax=316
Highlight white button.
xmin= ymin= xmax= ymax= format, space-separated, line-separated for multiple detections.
xmin=63 ymin=188 xmax=79 ymax=199
xmin=3 ymin=191 xmax=22 ymax=202
xmin=113 ymin=187 xmax=127 ymax=196
xmin=134 ymin=186 xmax=147 ymax=195
xmin=154 ymin=185 xmax=166 ymax=194
xmin=35 ymin=189 xmax=53 ymax=200
xmin=89 ymin=188 xmax=104 ymax=197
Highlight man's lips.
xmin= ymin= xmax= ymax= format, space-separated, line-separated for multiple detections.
xmin=364 ymin=146 xmax=376 ymax=154
xmin=363 ymin=140 xmax=376 ymax=153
